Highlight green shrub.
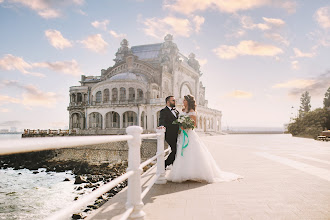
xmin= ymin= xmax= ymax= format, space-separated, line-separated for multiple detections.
xmin=288 ymin=108 xmax=330 ymax=139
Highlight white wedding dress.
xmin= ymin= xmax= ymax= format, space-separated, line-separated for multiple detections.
xmin=167 ymin=111 xmax=242 ymax=183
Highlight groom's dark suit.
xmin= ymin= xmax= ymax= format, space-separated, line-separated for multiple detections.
xmin=159 ymin=106 xmax=179 ymax=168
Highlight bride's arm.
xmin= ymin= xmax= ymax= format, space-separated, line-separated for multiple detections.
xmin=189 ymin=115 xmax=197 ymax=127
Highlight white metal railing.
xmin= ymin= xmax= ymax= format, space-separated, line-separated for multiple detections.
xmin=0 ymin=126 xmax=168 ymax=220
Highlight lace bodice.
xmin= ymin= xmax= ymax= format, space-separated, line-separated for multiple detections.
xmin=187 ymin=111 xmax=196 ymax=116
xmin=180 ymin=111 xmax=197 ymax=117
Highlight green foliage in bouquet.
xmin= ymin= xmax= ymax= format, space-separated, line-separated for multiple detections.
xmin=172 ymin=115 xmax=196 ymax=131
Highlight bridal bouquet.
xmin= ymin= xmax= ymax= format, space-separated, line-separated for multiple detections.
xmin=172 ymin=115 xmax=195 ymax=132
xmin=173 ymin=115 xmax=195 ymax=156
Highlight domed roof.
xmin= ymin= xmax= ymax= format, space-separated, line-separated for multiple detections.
xmin=108 ymin=72 xmax=148 ymax=83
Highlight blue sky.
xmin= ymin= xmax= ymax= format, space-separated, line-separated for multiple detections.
xmin=0 ymin=0 xmax=330 ymax=130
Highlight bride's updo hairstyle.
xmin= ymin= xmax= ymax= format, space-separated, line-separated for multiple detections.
xmin=184 ymin=95 xmax=196 ymax=112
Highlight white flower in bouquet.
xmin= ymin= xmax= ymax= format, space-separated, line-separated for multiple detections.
xmin=172 ymin=115 xmax=195 ymax=132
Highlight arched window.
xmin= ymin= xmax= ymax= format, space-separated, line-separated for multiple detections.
xmin=71 ymin=93 xmax=76 ymax=103
xmin=88 ymin=112 xmax=102 ymax=128
xmin=123 ymin=111 xmax=137 ymax=128
xmin=105 ymin=111 xmax=120 ymax=128
xmin=112 ymin=88 xmax=118 ymax=101
xmin=103 ymin=89 xmax=110 ymax=103
xmin=137 ymin=89 xmax=143 ymax=101
xmin=180 ymin=83 xmax=192 ymax=98
xmin=120 ymin=87 xmax=126 ymax=101
xmin=96 ymin=91 xmax=102 ymax=103
xmin=77 ymin=93 xmax=82 ymax=102
xmin=128 ymin=87 xmax=135 ymax=101
xmin=71 ymin=113 xmax=81 ymax=129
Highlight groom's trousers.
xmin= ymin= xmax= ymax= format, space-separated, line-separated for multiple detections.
xmin=165 ymin=139 xmax=177 ymax=168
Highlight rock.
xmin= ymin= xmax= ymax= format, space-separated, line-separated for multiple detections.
xmin=107 ymin=193 xmax=115 ymax=197
xmin=83 ymin=208 xmax=91 ymax=212
xmin=74 ymin=196 xmax=79 ymax=201
xmin=63 ymin=178 xmax=70 ymax=181
xmin=97 ymin=195 xmax=105 ymax=200
xmin=72 ymin=213 xmax=85 ymax=219
xmin=84 ymin=183 xmax=94 ymax=188
xmin=74 ymin=175 xmax=88 ymax=184
xmin=32 ymin=171 xmax=39 ymax=174
xmin=87 ymin=205 xmax=99 ymax=209
xmin=94 ymin=199 xmax=105 ymax=205
xmin=100 ymin=162 xmax=109 ymax=167
xmin=76 ymin=186 xmax=83 ymax=191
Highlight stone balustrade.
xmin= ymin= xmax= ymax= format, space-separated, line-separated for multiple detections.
xmin=22 ymin=129 xmax=77 ymax=137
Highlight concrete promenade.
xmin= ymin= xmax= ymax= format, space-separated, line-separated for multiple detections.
xmin=88 ymin=134 xmax=330 ymax=220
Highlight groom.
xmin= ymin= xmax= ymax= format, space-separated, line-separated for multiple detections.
xmin=158 ymin=96 xmax=179 ymax=169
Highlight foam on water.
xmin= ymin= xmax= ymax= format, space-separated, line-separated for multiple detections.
xmin=0 ymin=168 xmax=79 ymax=220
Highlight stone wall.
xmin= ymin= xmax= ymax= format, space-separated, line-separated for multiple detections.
xmin=50 ymin=138 xmax=161 ymax=165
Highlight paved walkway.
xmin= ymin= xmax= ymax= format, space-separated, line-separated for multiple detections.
xmin=88 ymin=134 xmax=330 ymax=220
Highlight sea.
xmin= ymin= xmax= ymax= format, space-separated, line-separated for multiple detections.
xmin=0 ymin=134 xmax=81 ymax=220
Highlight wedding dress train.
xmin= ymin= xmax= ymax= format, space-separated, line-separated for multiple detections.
xmin=166 ymin=112 xmax=242 ymax=183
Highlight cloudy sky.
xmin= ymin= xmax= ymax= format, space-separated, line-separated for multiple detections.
xmin=0 ymin=0 xmax=330 ymax=130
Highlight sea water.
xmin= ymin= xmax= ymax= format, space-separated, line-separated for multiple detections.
xmin=0 ymin=134 xmax=81 ymax=220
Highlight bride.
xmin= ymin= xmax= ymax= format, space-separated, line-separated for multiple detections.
xmin=166 ymin=95 xmax=242 ymax=183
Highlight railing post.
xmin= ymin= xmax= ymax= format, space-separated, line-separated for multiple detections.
xmin=155 ymin=128 xmax=167 ymax=184
xmin=126 ymin=126 xmax=145 ymax=220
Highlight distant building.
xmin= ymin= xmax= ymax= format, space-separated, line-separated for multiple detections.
xmin=67 ymin=34 xmax=222 ymax=134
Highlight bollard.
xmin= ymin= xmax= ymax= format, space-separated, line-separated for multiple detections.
xmin=155 ymin=128 xmax=167 ymax=184
xmin=126 ymin=126 xmax=145 ymax=220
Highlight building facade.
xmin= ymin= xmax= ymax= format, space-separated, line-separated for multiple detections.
xmin=67 ymin=34 xmax=222 ymax=135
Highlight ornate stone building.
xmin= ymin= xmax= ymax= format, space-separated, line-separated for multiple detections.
xmin=68 ymin=35 xmax=222 ymax=134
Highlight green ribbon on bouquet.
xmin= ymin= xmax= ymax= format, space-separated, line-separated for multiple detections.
xmin=180 ymin=128 xmax=189 ymax=156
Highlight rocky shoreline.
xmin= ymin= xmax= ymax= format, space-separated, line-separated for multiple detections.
xmin=0 ymin=150 xmax=154 ymax=219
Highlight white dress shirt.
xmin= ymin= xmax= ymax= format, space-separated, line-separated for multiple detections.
xmin=167 ymin=106 xmax=177 ymax=117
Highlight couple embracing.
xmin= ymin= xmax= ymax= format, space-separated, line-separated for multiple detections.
xmin=158 ymin=95 xmax=242 ymax=183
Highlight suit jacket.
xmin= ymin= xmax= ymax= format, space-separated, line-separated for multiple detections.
xmin=159 ymin=107 xmax=179 ymax=145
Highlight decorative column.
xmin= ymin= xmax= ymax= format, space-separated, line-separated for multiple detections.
xmin=137 ymin=106 xmax=141 ymax=127
xmin=126 ymin=126 xmax=145 ymax=219
xmin=102 ymin=113 xmax=106 ymax=129
xmin=153 ymin=114 xmax=157 ymax=131
xmin=120 ymin=113 xmax=124 ymax=129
